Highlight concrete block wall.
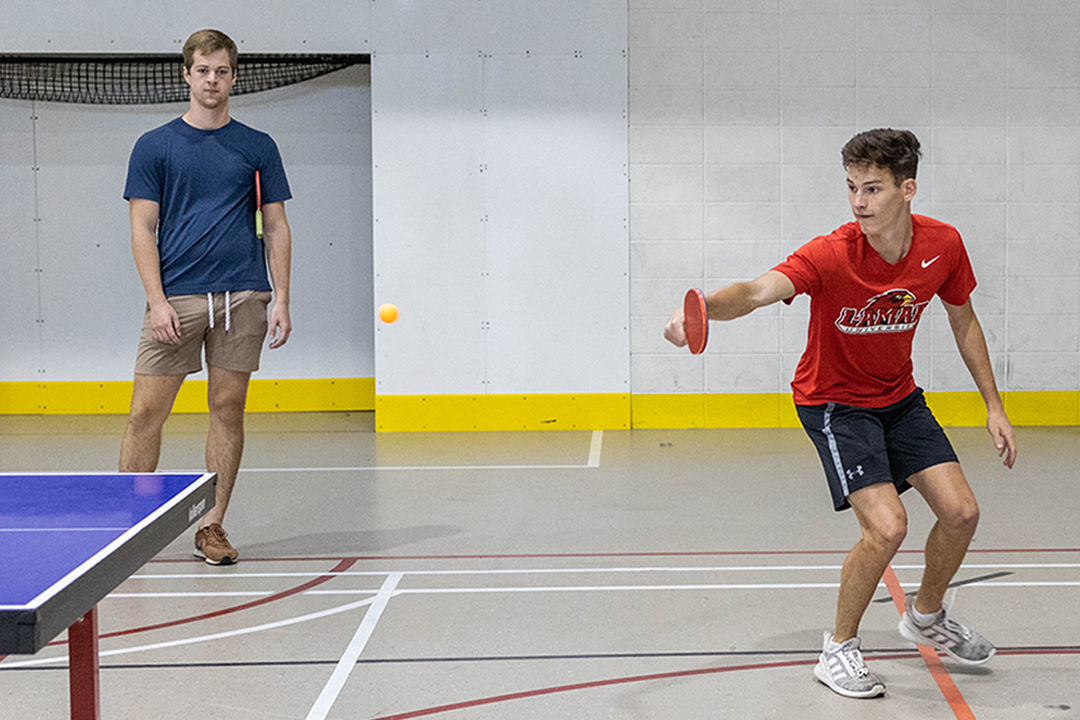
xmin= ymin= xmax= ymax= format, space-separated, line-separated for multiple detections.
xmin=629 ymin=0 xmax=1080 ymax=400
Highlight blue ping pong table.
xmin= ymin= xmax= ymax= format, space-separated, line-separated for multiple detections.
xmin=0 ymin=472 xmax=216 ymax=720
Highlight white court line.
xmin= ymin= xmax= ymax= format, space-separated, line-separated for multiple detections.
xmin=0 ymin=595 xmax=379 ymax=669
xmin=131 ymin=566 xmax=854 ymax=580
xmin=388 ymin=580 xmax=1080 ymax=594
xmin=588 ymin=430 xmax=603 ymax=467
xmin=6 ymin=572 xmax=1074 ymax=669
xmin=237 ymin=464 xmax=592 ymax=472
xmin=130 ymin=562 xmax=1080 ymax=581
xmin=104 ymin=579 xmax=1080 ymax=600
xmin=935 ymin=563 xmax=1080 ymax=569
xmin=169 ymin=429 xmax=604 ymax=475
xmin=305 ymin=573 xmax=402 ymax=720
xmin=959 ymin=581 xmax=1080 ymax=587
xmin=390 ymin=583 xmax=848 ymax=594
xmin=0 ymin=528 xmax=130 ymax=533
xmin=109 ymin=592 xmax=277 ymax=598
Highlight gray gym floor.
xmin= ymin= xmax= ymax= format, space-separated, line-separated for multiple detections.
xmin=1 ymin=413 xmax=1078 ymax=719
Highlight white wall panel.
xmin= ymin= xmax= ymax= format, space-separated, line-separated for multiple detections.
xmin=371 ymin=0 xmax=626 ymax=55
xmin=483 ymin=54 xmax=629 ymax=393
xmin=2 ymin=1 xmax=370 ymax=53
xmin=231 ymin=67 xmax=374 ymax=380
xmin=370 ymin=1 xmax=630 ymax=398
xmin=371 ymin=54 xmax=486 ymax=395
xmin=371 ymin=1 xmax=485 ymax=54
xmin=0 ymin=103 xmax=40 ymax=380
xmin=34 ymin=102 xmax=172 ymax=380
xmin=482 ymin=1 xmax=628 ymax=54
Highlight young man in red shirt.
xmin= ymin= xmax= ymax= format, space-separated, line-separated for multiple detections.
xmin=665 ymin=128 xmax=1017 ymax=698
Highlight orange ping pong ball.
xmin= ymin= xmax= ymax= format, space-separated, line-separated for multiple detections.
xmin=378 ymin=303 xmax=399 ymax=323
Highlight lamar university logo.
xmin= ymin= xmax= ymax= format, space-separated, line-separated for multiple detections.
xmin=835 ymin=289 xmax=930 ymax=335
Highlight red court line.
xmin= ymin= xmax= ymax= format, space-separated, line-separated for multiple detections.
xmin=365 ymin=652 xmax=939 ymax=720
xmin=46 ymin=557 xmax=359 ymax=647
xmin=368 ymin=658 xmax=817 ymax=720
xmin=147 ymin=547 xmax=1080 ymax=563
xmin=882 ymin=565 xmax=976 ymax=720
xmin=361 ymin=646 xmax=1080 ymax=720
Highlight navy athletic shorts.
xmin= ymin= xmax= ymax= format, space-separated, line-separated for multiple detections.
xmin=795 ymin=388 xmax=959 ymax=512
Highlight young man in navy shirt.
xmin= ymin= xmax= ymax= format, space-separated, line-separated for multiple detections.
xmin=121 ymin=29 xmax=293 ymax=565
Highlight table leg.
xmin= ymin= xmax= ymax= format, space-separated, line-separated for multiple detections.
xmin=68 ymin=607 xmax=101 ymax=720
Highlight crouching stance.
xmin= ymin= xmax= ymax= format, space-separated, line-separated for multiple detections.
xmin=665 ymin=128 xmax=1016 ymax=698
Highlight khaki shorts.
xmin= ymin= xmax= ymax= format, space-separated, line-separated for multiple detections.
xmin=134 ymin=290 xmax=272 ymax=376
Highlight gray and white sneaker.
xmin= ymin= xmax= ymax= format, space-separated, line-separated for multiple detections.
xmin=898 ymin=596 xmax=996 ymax=665
xmin=814 ymin=631 xmax=886 ymax=698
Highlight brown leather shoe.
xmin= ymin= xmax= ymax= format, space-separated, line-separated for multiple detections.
xmin=194 ymin=524 xmax=239 ymax=565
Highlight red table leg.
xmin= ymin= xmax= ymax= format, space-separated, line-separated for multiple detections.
xmin=68 ymin=607 xmax=101 ymax=720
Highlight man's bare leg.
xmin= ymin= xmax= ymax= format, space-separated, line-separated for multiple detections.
xmin=201 ymin=366 xmax=251 ymax=528
xmin=834 ymin=483 xmax=908 ymax=642
xmin=906 ymin=462 xmax=979 ymax=614
xmin=895 ymin=461 xmax=995 ymax=664
xmin=119 ymin=373 xmax=186 ymax=472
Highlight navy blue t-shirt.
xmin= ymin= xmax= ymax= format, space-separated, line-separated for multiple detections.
xmin=124 ymin=117 xmax=292 ymax=296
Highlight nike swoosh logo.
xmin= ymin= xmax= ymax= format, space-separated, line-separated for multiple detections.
xmin=921 ymin=256 xmax=941 ymax=268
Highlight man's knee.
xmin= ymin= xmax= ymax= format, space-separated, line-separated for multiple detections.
xmin=910 ymin=462 xmax=980 ymax=537
xmin=207 ymin=368 xmax=250 ymax=423
xmin=127 ymin=375 xmax=183 ymax=431
xmin=851 ymin=483 xmax=908 ymax=554
xmin=208 ymin=389 xmax=246 ymax=424
xmin=127 ymin=405 xmax=169 ymax=435
xmin=867 ymin=513 xmax=908 ymax=554
xmin=941 ymin=498 xmax=980 ymax=536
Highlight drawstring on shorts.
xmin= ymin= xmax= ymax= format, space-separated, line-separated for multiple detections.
xmin=206 ymin=291 xmax=232 ymax=332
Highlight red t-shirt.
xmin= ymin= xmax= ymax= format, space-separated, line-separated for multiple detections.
xmin=773 ymin=215 xmax=977 ymax=408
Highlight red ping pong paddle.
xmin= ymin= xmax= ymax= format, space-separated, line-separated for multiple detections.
xmin=683 ymin=288 xmax=708 ymax=354
xmin=254 ymin=170 xmax=263 ymax=239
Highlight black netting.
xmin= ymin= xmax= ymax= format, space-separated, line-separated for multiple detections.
xmin=0 ymin=54 xmax=369 ymax=105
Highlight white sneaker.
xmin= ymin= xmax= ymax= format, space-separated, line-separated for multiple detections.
xmin=814 ymin=631 xmax=886 ymax=698
xmin=898 ymin=596 xmax=996 ymax=665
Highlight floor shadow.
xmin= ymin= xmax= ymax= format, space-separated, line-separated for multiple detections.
xmin=237 ymin=525 xmax=462 ymax=557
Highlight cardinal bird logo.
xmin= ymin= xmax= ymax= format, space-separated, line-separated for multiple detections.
xmin=835 ymin=289 xmax=930 ymax=335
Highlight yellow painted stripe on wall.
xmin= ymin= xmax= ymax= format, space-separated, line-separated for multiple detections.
xmin=633 ymin=391 xmax=1080 ymax=429
xmin=0 ymin=378 xmax=375 ymax=415
xmin=0 ymin=382 xmax=49 ymax=414
xmin=705 ymin=393 xmax=783 ymax=428
xmin=922 ymin=391 xmax=991 ymax=426
xmin=2 ymin=382 xmax=1078 ymax=428
xmin=245 ymin=378 xmax=375 ymax=413
xmin=375 ymin=393 xmax=631 ymax=432
xmin=631 ymin=393 xmax=706 ymax=429
xmin=1003 ymin=390 xmax=1079 ymax=426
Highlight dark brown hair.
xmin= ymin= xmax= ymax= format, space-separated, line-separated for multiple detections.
xmin=182 ymin=29 xmax=238 ymax=73
xmin=841 ymin=128 xmax=921 ymax=183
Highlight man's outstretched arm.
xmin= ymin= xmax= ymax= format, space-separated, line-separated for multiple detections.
xmin=664 ymin=270 xmax=796 ymax=347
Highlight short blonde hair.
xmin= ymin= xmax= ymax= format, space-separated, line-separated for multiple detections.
xmin=182 ymin=29 xmax=238 ymax=73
